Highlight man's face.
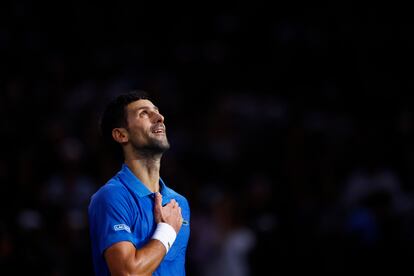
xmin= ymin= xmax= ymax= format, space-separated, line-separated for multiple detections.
xmin=124 ymin=99 xmax=170 ymax=154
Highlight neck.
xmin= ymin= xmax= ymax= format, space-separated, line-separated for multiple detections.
xmin=125 ymin=152 xmax=162 ymax=193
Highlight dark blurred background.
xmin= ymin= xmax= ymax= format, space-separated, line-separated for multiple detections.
xmin=1 ymin=2 xmax=414 ymax=275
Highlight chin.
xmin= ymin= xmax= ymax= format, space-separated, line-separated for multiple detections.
xmin=148 ymin=139 xmax=170 ymax=153
xmin=158 ymin=142 xmax=170 ymax=152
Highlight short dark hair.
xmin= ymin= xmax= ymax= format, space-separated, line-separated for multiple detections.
xmin=100 ymin=90 xmax=151 ymax=150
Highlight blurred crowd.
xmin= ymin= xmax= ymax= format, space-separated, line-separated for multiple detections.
xmin=1 ymin=2 xmax=414 ymax=275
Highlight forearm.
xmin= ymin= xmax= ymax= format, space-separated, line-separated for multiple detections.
xmin=105 ymin=240 xmax=166 ymax=276
xmin=131 ymin=240 xmax=166 ymax=275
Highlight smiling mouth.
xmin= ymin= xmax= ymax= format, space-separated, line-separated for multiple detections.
xmin=153 ymin=130 xmax=165 ymax=134
xmin=151 ymin=125 xmax=166 ymax=135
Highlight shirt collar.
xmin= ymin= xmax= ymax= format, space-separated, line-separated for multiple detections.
xmin=118 ymin=163 xmax=171 ymax=198
xmin=159 ymin=177 xmax=172 ymax=198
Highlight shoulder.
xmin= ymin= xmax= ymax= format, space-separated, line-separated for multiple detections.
xmin=89 ymin=179 xmax=130 ymax=209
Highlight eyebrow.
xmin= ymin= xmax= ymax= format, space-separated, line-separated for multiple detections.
xmin=134 ymin=105 xmax=159 ymax=112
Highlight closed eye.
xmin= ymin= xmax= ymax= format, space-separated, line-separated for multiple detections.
xmin=135 ymin=106 xmax=160 ymax=117
xmin=139 ymin=110 xmax=148 ymax=117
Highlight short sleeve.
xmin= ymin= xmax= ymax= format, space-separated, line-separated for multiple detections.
xmin=88 ymin=184 xmax=138 ymax=255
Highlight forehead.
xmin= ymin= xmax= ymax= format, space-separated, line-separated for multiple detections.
xmin=126 ymin=99 xmax=157 ymax=111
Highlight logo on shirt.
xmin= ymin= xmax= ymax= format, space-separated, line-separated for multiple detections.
xmin=113 ymin=224 xmax=131 ymax=233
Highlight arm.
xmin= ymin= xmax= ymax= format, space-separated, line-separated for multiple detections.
xmin=105 ymin=240 xmax=165 ymax=276
xmin=104 ymin=193 xmax=183 ymax=276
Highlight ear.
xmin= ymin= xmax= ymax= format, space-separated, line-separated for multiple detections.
xmin=112 ymin=128 xmax=129 ymax=144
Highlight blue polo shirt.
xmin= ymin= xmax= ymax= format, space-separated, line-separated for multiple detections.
xmin=88 ymin=164 xmax=190 ymax=276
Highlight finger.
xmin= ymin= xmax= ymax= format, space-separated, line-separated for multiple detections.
xmin=178 ymin=208 xmax=182 ymax=220
xmin=165 ymin=200 xmax=174 ymax=207
xmin=170 ymin=199 xmax=178 ymax=208
xmin=179 ymin=212 xmax=183 ymax=224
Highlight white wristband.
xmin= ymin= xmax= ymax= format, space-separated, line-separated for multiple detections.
xmin=151 ymin=223 xmax=177 ymax=253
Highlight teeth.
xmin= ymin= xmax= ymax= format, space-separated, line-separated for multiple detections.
xmin=152 ymin=125 xmax=165 ymax=133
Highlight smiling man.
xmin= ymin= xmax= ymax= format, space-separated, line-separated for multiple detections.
xmin=88 ymin=91 xmax=190 ymax=275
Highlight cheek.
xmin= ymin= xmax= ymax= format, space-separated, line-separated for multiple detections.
xmin=129 ymin=126 xmax=150 ymax=141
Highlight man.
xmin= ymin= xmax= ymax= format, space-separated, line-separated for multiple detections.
xmin=88 ymin=91 xmax=190 ymax=275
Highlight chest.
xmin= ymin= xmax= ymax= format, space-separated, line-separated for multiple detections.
xmin=131 ymin=196 xmax=190 ymax=259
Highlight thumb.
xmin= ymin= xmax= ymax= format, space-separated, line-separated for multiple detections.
xmin=154 ymin=192 xmax=162 ymax=223
xmin=154 ymin=192 xmax=162 ymax=210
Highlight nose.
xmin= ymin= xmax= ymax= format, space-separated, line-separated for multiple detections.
xmin=152 ymin=111 xmax=164 ymax=123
